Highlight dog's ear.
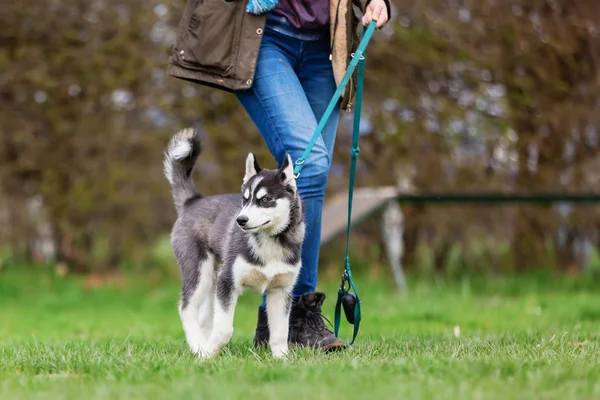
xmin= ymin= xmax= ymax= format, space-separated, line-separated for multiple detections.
xmin=278 ymin=153 xmax=296 ymax=187
xmin=244 ymin=153 xmax=261 ymax=184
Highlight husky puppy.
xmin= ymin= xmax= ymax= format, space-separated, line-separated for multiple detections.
xmin=163 ymin=128 xmax=305 ymax=359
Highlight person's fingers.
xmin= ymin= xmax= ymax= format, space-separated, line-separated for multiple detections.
xmin=364 ymin=1 xmax=389 ymax=28
xmin=362 ymin=7 xmax=373 ymax=26
xmin=372 ymin=1 xmax=385 ymax=27
xmin=376 ymin=6 xmax=388 ymax=28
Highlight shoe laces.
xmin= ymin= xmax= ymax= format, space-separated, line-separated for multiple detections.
xmin=304 ymin=309 xmax=334 ymax=334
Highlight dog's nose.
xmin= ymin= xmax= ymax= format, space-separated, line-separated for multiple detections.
xmin=236 ymin=215 xmax=249 ymax=227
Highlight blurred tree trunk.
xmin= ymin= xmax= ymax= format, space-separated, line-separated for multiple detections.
xmin=401 ymin=204 xmax=425 ymax=271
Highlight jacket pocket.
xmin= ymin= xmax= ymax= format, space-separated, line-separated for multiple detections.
xmin=183 ymin=0 xmax=243 ymax=74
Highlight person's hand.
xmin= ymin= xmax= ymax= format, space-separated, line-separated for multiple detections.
xmin=362 ymin=0 xmax=389 ymax=29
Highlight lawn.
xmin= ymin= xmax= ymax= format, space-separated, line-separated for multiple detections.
xmin=1 ymin=268 xmax=600 ymax=400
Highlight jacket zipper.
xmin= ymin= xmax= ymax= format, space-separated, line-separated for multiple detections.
xmin=346 ymin=78 xmax=354 ymax=111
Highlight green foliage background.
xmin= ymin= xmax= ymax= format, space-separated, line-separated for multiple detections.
xmin=1 ymin=0 xmax=600 ymax=276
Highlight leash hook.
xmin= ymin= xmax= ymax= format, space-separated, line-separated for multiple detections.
xmin=340 ymin=271 xmax=350 ymax=292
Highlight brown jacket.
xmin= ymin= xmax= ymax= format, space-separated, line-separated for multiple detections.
xmin=166 ymin=0 xmax=390 ymax=111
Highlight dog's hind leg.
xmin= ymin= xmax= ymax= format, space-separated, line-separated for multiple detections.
xmin=265 ymin=288 xmax=293 ymax=359
xmin=178 ymin=252 xmax=215 ymax=354
xmin=197 ymin=262 xmax=215 ymax=341
xmin=198 ymin=262 xmax=239 ymax=359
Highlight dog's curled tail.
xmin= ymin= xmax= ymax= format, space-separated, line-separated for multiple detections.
xmin=163 ymin=128 xmax=202 ymax=212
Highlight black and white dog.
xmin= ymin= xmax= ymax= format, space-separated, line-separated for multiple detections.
xmin=163 ymin=128 xmax=305 ymax=359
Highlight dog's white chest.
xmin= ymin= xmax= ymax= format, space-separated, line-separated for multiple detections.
xmin=235 ymin=258 xmax=298 ymax=293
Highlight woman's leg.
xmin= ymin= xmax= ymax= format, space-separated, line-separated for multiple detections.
xmin=290 ymin=33 xmax=341 ymax=298
xmin=235 ymin=28 xmax=335 ymax=300
xmin=235 ymin=21 xmax=344 ymax=350
xmin=297 ymin=39 xmax=341 ymax=159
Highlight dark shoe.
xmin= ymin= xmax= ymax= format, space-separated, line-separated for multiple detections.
xmin=253 ymin=306 xmax=270 ymax=348
xmin=288 ymin=292 xmax=346 ymax=351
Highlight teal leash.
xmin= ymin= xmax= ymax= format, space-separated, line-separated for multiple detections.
xmin=294 ymin=21 xmax=376 ymax=346
xmin=333 ymin=23 xmax=368 ymax=347
xmin=293 ymin=21 xmax=375 ymax=178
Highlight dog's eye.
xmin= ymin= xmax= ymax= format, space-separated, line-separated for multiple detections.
xmin=262 ymin=197 xmax=271 ymax=203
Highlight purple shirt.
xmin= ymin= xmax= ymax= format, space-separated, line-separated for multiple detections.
xmin=272 ymin=0 xmax=330 ymax=30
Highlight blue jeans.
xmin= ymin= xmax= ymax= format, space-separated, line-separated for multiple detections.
xmin=235 ymin=14 xmax=341 ymax=308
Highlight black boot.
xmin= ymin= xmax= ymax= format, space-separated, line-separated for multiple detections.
xmin=253 ymin=306 xmax=270 ymax=348
xmin=288 ymin=292 xmax=346 ymax=351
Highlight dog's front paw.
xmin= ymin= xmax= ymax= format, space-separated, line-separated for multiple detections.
xmin=196 ymin=345 xmax=219 ymax=361
xmin=189 ymin=343 xmax=200 ymax=354
xmin=270 ymin=345 xmax=289 ymax=360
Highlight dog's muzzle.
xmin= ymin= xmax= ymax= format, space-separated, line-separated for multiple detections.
xmin=236 ymin=215 xmax=249 ymax=227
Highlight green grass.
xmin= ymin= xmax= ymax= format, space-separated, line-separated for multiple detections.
xmin=1 ymin=268 xmax=600 ymax=400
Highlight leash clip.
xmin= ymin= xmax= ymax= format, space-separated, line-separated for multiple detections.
xmin=340 ymin=271 xmax=349 ymax=291
xmin=293 ymin=159 xmax=305 ymax=179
